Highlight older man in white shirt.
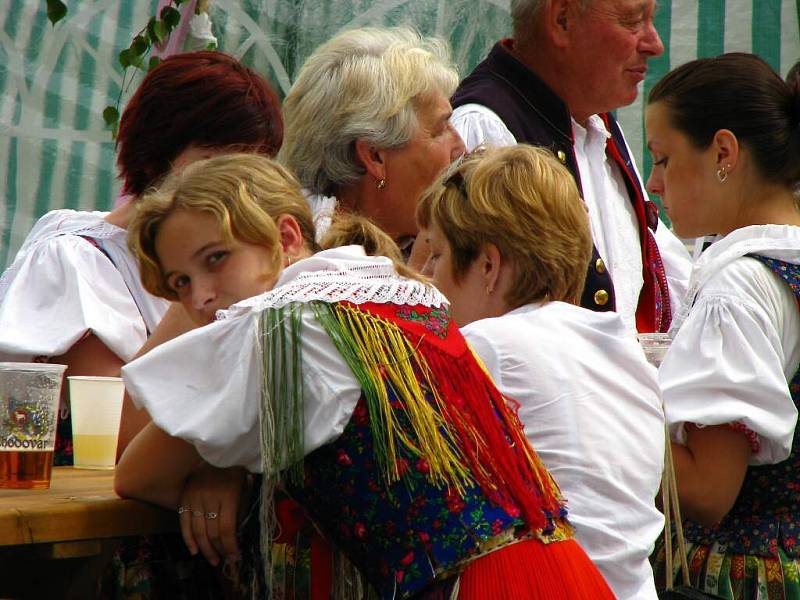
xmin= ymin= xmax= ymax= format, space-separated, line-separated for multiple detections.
xmin=451 ymin=0 xmax=691 ymax=335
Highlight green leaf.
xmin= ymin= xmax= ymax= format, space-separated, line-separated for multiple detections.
xmin=160 ymin=6 xmax=181 ymax=29
xmin=46 ymin=0 xmax=68 ymax=25
xmin=147 ymin=56 xmax=162 ymax=71
xmin=154 ymin=20 xmax=169 ymax=43
xmin=119 ymin=48 xmax=143 ymax=70
xmin=102 ymin=106 xmax=120 ymax=128
xmin=131 ymin=34 xmax=148 ymax=56
xmin=146 ymin=17 xmax=161 ymax=45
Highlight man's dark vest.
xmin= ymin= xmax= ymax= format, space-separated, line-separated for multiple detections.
xmin=452 ymin=40 xmax=671 ymax=332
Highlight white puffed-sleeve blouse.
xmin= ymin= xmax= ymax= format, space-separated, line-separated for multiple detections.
xmin=661 ymin=225 xmax=800 ymax=465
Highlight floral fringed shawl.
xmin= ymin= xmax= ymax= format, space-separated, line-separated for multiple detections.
xmin=247 ymin=251 xmax=567 ymax=595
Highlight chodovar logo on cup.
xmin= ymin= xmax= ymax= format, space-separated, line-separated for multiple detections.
xmin=68 ymin=376 xmax=125 ymax=470
xmin=0 ymin=362 xmax=67 ymax=489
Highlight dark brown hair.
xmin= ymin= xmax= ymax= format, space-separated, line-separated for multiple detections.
xmin=648 ymin=52 xmax=800 ymax=189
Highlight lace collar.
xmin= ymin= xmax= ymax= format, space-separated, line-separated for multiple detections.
xmin=219 ymin=246 xmax=447 ymax=320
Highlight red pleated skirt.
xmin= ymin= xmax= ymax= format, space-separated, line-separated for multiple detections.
xmin=458 ymin=538 xmax=615 ymax=599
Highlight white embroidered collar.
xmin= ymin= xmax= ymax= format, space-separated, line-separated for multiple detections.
xmin=218 ymin=246 xmax=447 ymax=319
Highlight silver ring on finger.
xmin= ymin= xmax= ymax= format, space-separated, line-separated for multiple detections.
xmin=177 ymin=506 xmax=191 ymax=515
xmin=192 ymin=509 xmax=204 ymax=518
xmin=205 ymin=511 xmax=218 ymax=520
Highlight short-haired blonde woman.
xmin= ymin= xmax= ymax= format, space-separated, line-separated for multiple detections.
xmin=117 ymin=152 xmax=614 ymax=600
xmin=279 ymin=27 xmax=465 ymax=256
xmin=419 ymin=145 xmax=665 ymax=600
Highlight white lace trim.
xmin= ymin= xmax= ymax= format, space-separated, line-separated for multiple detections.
xmin=219 ymin=264 xmax=447 ymax=319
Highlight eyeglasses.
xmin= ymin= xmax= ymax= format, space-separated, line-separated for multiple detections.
xmin=441 ymin=144 xmax=488 ymax=197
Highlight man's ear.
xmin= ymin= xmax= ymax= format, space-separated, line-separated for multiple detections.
xmin=276 ymin=215 xmax=305 ymax=258
xmin=354 ymin=139 xmax=387 ymax=184
xmin=543 ymin=0 xmax=573 ymax=48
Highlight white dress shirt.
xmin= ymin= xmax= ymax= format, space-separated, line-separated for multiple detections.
xmin=451 ymin=104 xmax=691 ymax=336
xmin=661 ymin=225 xmax=800 ymax=465
xmin=0 ymin=210 xmax=169 ymax=362
xmin=461 ymin=302 xmax=664 ymax=600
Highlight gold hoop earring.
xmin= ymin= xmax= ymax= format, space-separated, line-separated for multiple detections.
xmin=485 ymin=285 xmax=493 ymax=296
xmin=376 ymin=178 xmax=386 ymax=190
xmin=285 ymin=255 xmax=293 ymax=266
xmin=716 ymin=165 xmax=729 ymax=184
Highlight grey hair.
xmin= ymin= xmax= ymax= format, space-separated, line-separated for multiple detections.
xmin=278 ymin=27 xmax=459 ymax=196
xmin=510 ymin=0 xmax=546 ymax=33
xmin=509 ymin=0 xmax=592 ymax=42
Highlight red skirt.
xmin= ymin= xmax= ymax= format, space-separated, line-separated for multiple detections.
xmin=458 ymin=538 xmax=615 ymax=599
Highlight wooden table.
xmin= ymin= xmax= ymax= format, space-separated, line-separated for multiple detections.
xmin=0 ymin=467 xmax=178 ymax=599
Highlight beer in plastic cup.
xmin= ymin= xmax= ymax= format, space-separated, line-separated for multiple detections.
xmin=68 ymin=376 xmax=125 ymax=470
xmin=0 ymin=362 xmax=67 ymax=489
xmin=637 ymin=332 xmax=672 ymax=368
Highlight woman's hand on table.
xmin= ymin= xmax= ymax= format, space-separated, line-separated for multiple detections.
xmin=178 ymin=463 xmax=250 ymax=566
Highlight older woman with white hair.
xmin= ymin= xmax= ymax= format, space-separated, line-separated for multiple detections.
xmin=279 ymin=27 xmax=465 ymax=257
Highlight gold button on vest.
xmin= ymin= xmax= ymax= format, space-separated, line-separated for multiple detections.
xmin=595 ymin=258 xmax=606 ymax=274
xmin=594 ymin=289 xmax=609 ymax=306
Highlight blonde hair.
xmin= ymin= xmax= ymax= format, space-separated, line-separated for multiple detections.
xmin=129 ymin=153 xmax=316 ymax=301
xmin=278 ymin=27 xmax=459 ymax=195
xmin=418 ymin=145 xmax=591 ymax=307
xmin=319 ymin=214 xmax=423 ymax=282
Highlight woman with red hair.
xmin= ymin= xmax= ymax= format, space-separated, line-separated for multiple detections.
xmin=0 ymin=50 xmax=282 ymax=466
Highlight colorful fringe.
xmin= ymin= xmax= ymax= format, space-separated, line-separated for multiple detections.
xmin=256 ymin=300 xmax=568 ymax=593
xmin=653 ymin=538 xmax=800 ymax=599
xmin=311 ymin=300 xmax=564 ymax=533
xmin=257 ymin=303 xmax=306 ymax=595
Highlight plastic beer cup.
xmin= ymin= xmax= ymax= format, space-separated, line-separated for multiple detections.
xmin=0 ymin=362 xmax=67 ymax=489
xmin=637 ymin=333 xmax=672 ymax=368
xmin=68 ymin=376 xmax=125 ymax=470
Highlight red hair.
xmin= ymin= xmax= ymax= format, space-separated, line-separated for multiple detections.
xmin=116 ymin=50 xmax=283 ymax=196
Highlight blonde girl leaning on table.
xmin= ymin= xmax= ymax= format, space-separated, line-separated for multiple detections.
xmin=115 ymin=152 xmax=614 ymax=599
xmin=645 ymin=53 xmax=800 ymax=598
xmin=125 ymin=153 xmax=339 ymax=599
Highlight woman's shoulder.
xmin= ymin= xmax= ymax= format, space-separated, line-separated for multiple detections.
xmin=692 ymin=225 xmax=800 ymax=299
xmin=464 ymin=302 xmax=639 ymax=366
xmin=1 ymin=213 xmax=123 ymax=296
xmin=466 ymin=301 xmax=629 ymax=339
xmin=697 ymin=254 xmax=791 ymax=311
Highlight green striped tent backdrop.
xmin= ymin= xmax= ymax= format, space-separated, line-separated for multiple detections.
xmin=1 ymin=0 xmax=799 ymax=267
